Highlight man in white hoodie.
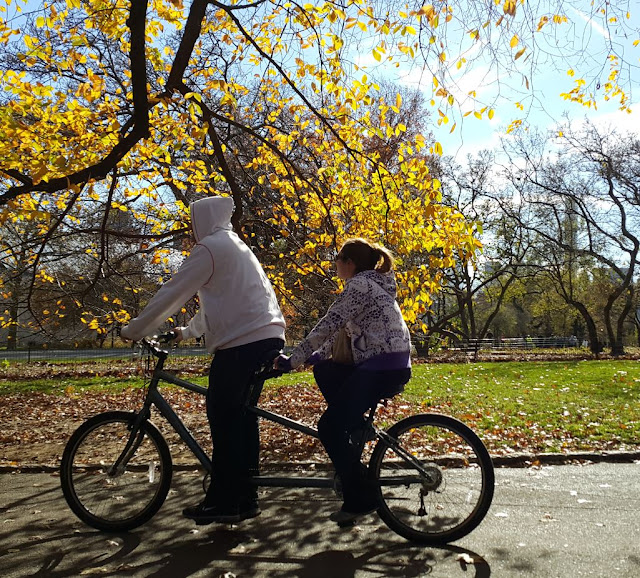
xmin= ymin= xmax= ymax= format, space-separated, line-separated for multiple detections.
xmin=121 ymin=196 xmax=285 ymax=524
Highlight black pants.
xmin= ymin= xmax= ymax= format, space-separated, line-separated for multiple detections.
xmin=205 ymin=337 xmax=284 ymax=506
xmin=313 ymin=360 xmax=411 ymax=509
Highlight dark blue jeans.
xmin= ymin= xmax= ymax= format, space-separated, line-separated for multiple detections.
xmin=313 ymin=360 xmax=411 ymax=509
xmin=205 ymin=337 xmax=284 ymax=507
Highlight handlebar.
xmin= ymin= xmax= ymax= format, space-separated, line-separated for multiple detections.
xmin=254 ymin=363 xmax=285 ymax=381
xmin=138 ymin=332 xmax=178 ymax=358
xmin=156 ymin=331 xmax=178 ymax=343
xmin=138 ymin=334 xmax=286 ymax=381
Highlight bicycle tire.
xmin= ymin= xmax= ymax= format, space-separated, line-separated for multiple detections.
xmin=60 ymin=411 xmax=173 ymax=532
xmin=369 ymin=413 xmax=494 ymax=544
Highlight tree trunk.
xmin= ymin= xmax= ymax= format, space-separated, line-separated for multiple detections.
xmin=603 ymin=289 xmax=632 ymax=357
xmin=7 ymin=302 xmax=18 ymax=350
xmin=570 ymin=300 xmax=602 ymax=355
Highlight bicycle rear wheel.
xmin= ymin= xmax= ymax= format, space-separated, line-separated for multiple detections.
xmin=60 ymin=411 xmax=172 ymax=532
xmin=369 ymin=413 xmax=494 ymax=544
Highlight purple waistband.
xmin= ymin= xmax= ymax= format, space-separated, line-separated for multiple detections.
xmin=358 ymin=351 xmax=411 ymax=371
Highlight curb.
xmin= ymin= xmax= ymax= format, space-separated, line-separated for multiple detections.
xmin=2 ymin=451 xmax=639 ymax=474
xmin=490 ymin=450 xmax=640 ymax=467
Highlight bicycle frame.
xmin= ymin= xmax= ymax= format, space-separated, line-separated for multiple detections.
xmin=136 ymin=340 xmax=340 ymax=490
xmin=134 ymin=338 xmax=438 ymax=491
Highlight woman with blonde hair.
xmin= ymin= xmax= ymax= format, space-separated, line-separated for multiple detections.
xmin=276 ymin=238 xmax=411 ymax=525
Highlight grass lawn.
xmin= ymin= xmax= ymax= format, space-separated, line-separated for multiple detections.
xmin=1 ymin=357 xmax=639 ymax=455
xmin=405 ymin=359 xmax=640 ymax=454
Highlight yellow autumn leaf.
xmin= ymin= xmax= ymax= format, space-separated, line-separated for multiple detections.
xmin=510 ymin=35 xmax=519 ymax=48
xmin=503 ymin=1 xmax=516 ymax=16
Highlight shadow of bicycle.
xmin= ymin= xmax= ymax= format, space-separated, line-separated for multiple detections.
xmin=0 ymin=471 xmax=491 ymax=577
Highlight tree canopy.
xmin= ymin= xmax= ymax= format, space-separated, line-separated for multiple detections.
xmin=0 ymin=0 xmax=637 ymax=342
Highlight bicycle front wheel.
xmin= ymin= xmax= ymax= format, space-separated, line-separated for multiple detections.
xmin=60 ymin=411 xmax=172 ymax=532
xmin=369 ymin=413 xmax=494 ymax=544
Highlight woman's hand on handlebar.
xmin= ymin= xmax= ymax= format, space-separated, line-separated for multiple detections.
xmin=274 ymin=354 xmax=292 ymax=372
xmin=172 ymin=327 xmax=184 ymax=343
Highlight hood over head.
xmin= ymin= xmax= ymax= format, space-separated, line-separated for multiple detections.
xmin=190 ymin=196 xmax=234 ymax=242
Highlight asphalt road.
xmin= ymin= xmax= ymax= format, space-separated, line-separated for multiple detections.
xmin=1 ymin=462 xmax=639 ymax=577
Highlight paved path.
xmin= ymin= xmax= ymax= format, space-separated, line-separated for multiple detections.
xmin=1 ymin=462 xmax=639 ymax=577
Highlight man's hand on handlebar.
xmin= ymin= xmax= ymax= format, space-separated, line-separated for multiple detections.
xmin=274 ymin=354 xmax=292 ymax=372
xmin=119 ymin=326 xmax=184 ymax=345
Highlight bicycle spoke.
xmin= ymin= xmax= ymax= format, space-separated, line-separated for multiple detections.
xmin=370 ymin=414 xmax=494 ymax=544
xmin=61 ymin=412 xmax=172 ymax=531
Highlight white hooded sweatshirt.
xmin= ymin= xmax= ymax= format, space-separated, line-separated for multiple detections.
xmin=120 ymin=196 xmax=285 ymax=352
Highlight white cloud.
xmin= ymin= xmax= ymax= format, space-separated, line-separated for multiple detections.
xmin=587 ymin=108 xmax=640 ymax=135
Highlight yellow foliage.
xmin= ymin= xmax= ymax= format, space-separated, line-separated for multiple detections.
xmin=503 ymin=1 xmax=517 ymax=17
xmin=2 ymin=0 xmax=631 ymax=337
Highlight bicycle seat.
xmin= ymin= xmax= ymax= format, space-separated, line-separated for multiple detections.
xmin=367 ymin=384 xmax=405 ymax=413
xmin=380 ymin=383 xmax=405 ymax=402
xmin=256 ymin=349 xmax=283 ymax=370
xmin=263 ymin=348 xmax=283 ymax=362
xmin=249 ymin=349 xmax=284 ymax=384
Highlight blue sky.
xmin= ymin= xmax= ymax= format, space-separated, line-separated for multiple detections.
xmin=351 ymin=2 xmax=640 ymax=162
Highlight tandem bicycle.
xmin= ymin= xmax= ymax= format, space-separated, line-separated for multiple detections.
xmin=60 ymin=333 xmax=495 ymax=544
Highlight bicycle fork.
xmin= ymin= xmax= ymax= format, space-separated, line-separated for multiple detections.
xmin=107 ymin=408 xmax=152 ymax=477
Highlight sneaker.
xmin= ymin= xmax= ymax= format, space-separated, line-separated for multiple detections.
xmin=329 ymin=502 xmax=379 ymax=527
xmin=183 ymin=501 xmax=261 ymax=525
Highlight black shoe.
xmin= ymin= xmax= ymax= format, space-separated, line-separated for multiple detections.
xmin=183 ymin=501 xmax=261 ymax=525
xmin=329 ymin=501 xmax=379 ymax=527
xmin=329 ymin=490 xmax=379 ymax=526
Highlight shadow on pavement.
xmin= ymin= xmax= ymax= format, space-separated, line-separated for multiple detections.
xmin=1 ymin=471 xmax=492 ymax=577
